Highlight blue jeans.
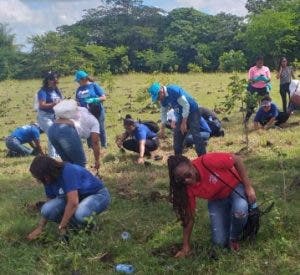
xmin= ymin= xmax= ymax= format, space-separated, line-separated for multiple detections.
xmin=184 ymin=132 xmax=210 ymax=148
xmin=41 ymin=188 xmax=110 ymax=226
xmin=98 ymin=108 xmax=107 ymax=148
xmin=48 ymin=123 xmax=86 ymax=166
xmin=174 ymin=110 xmax=206 ymax=156
xmin=37 ymin=110 xmax=58 ymax=158
xmin=5 ymin=136 xmax=33 ymax=156
xmin=208 ymin=183 xmax=248 ymax=247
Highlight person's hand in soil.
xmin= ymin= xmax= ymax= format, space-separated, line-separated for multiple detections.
xmin=175 ymin=245 xmax=191 ymax=258
xmin=137 ymin=156 xmax=144 ymax=164
xmin=27 ymin=226 xmax=43 ymax=241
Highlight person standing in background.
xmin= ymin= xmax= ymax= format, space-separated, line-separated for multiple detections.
xmin=245 ymin=56 xmax=271 ymax=122
xmin=276 ymin=57 xmax=295 ymax=113
xmin=75 ymin=70 xmax=107 ymax=148
xmin=37 ymin=72 xmax=62 ymax=158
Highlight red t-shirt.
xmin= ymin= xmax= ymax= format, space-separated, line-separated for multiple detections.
xmin=187 ymin=153 xmax=241 ymax=212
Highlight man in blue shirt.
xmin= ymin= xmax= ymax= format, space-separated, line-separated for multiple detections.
xmin=116 ymin=118 xmax=159 ymax=164
xmin=148 ymin=82 xmax=206 ymax=156
xmin=5 ymin=124 xmax=44 ymax=157
xmin=254 ymin=97 xmax=289 ymax=130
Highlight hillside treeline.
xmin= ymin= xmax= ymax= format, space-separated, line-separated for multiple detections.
xmin=0 ymin=0 xmax=299 ymax=80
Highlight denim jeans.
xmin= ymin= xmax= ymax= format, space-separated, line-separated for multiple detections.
xmin=37 ymin=110 xmax=58 ymax=158
xmin=184 ymin=132 xmax=210 ymax=148
xmin=98 ymin=108 xmax=107 ymax=148
xmin=48 ymin=123 xmax=86 ymax=167
xmin=41 ymin=188 xmax=110 ymax=226
xmin=5 ymin=136 xmax=33 ymax=156
xmin=173 ymin=109 xmax=206 ymax=156
xmin=208 ymin=183 xmax=248 ymax=247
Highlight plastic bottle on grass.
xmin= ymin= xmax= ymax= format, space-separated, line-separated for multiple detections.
xmin=115 ymin=264 xmax=135 ymax=274
xmin=121 ymin=231 xmax=131 ymax=240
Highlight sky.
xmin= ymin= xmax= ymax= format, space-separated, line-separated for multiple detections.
xmin=0 ymin=0 xmax=248 ymax=50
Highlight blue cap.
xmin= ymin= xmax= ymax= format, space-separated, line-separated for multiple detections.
xmin=148 ymin=82 xmax=161 ymax=102
xmin=75 ymin=70 xmax=88 ymax=82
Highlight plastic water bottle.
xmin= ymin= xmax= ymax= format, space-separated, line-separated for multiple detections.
xmin=115 ymin=264 xmax=135 ymax=274
xmin=121 ymin=231 xmax=131 ymax=240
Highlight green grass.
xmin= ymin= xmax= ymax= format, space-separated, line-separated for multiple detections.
xmin=0 ymin=73 xmax=299 ymax=274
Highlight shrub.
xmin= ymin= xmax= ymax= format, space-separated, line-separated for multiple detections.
xmin=219 ymin=50 xmax=246 ymax=72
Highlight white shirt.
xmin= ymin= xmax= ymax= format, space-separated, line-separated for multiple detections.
xmin=290 ymin=80 xmax=300 ymax=97
xmin=71 ymin=107 xmax=100 ymax=139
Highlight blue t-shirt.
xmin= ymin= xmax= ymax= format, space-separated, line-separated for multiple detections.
xmin=11 ymin=125 xmax=40 ymax=143
xmin=254 ymin=103 xmax=279 ymax=123
xmin=44 ymin=163 xmax=105 ymax=199
xmin=161 ymin=85 xmax=199 ymax=120
xmin=76 ymin=82 xmax=105 ymax=109
xmin=37 ymin=88 xmax=62 ymax=114
xmin=134 ymin=123 xmax=157 ymax=141
xmin=200 ymin=117 xmax=212 ymax=134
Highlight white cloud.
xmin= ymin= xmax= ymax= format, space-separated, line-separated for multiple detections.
xmin=176 ymin=0 xmax=248 ymax=16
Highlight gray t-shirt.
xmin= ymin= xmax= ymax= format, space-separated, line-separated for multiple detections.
xmin=280 ymin=66 xmax=293 ymax=84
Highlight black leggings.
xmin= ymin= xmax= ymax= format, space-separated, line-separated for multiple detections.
xmin=280 ymin=83 xmax=290 ymax=113
xmin=123 ymin=139 xmax=159 ymax=155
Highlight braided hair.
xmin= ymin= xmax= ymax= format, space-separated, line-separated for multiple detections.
xmin=167 ymin=155 xmax=192 ymax=227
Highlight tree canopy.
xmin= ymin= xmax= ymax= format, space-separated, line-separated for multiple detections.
xmin=1 ymin=0 xmax=299 ymax=79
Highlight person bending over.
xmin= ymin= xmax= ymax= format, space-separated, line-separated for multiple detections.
xmin=116 ymin=118 xmax=159 ymax=164
xmin=49 ymin=99 xmax=101 ymax=169
xmin=253 ymin=96 xmax=289 ymax=130
xmin=5 ymin=124 xmax=44 ymax=157
xmin=166 ymin=108 xmax=211 ymax=149
xmin=27 ymin=156 xmax=110 ymax=240
xmin=168 ymin=153 xmax=256 ymax=257
xmin=148 ymin=82 xmax=206 ymax=156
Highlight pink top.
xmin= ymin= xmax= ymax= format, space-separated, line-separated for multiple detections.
xmin=248 ymin=66 xmax=271 ymax=89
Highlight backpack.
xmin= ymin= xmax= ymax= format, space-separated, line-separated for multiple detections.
xmin=206 ymin=118 xmax=224 ymax=137
xmin=140 ymin=120 xmax=159 ymax=133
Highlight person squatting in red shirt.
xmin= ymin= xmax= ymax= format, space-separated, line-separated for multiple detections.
xmin=167 ymin=152 xmax=256 ymax=257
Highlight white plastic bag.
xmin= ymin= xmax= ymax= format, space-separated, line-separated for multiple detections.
xmin=54 ymin=99 xmax=78 ymax=119
xmin=289 ymin=79 xmax=300 ymax=97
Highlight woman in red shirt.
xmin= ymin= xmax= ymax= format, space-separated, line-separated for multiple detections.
xmin=168 ymin=153 xmax=256 ymax=257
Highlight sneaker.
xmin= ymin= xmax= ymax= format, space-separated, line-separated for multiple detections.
xmin=229 ymin=240 xmax=240 ymax=252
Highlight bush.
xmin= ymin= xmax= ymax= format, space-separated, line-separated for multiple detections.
xmin=187 ymin=63 xmax=203 ymax=73
xmin=219 ymin=50 xmax=246 ymax=72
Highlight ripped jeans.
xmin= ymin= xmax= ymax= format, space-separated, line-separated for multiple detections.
xmin=208 ymin=183 xmax=248 ymax=247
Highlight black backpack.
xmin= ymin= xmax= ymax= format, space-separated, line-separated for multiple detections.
xmin=140 ymin=120 xmax=160 ymax=133
xmin=206 ymin=118 xmax=224 ymax=137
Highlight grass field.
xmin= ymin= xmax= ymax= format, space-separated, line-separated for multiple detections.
xmin=0 ymin=73 xmax=299 ymax=274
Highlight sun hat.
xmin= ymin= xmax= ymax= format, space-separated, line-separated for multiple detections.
xmin=53 ymin=99 xmax=79 ymax=119
xmin=74 ymin=70 xmax=88 ymax=82
xmin=148 ymin=82 xmax=161 ymax=102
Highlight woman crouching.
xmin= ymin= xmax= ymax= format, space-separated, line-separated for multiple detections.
xmin=168 ymin=153 xmax=256 ymax=257
xmin=27 ymin=156 xmax=110 ymax=240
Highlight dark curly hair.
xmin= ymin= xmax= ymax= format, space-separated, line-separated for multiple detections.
xmin=30 ymin=156 xmax=64 ymax=184
xmin=167 ymin=155 xmax=192 ymax=227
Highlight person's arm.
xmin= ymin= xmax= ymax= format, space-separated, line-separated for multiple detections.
xmin=248 ymin=68 xmax=254 ymax=83
xmin=94 ymin=83 xmax=106 ymax=102
xmin=276 ymin=67 xmax=282 ymax=79
xmin=159 ymin=106 xmax=168 ymax=138
xmin=232 ymin=154 xmax=256 ymax=203
xmin=137 ymin=140 xmax=146 ymax=164
xmin=177 ymin=96 xmax=190 ymax=134
xmin=291 ymin=67 xmax=295 ymax=79
xmin=175 ymin=215 xmax=195 ymax=258
xmin=263 ymin=117 xmax=276 ymax=129
xmin=116 ymin=132 xmax=129 ymax=148
xmin=32 ymin=139 xmax=44 ymax=155
xmin=27 ymin=217 xmax=48 ymax=240
xmin=90 ymin=132 xmax=100 ymax=170
xmin=58 ymin=190 xmax=79 ymax=232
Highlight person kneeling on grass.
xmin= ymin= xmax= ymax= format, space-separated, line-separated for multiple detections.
xmin=167 ymin=152 xmax=256 ymax=257
xmin=116 ymin=117 xmax=159 ymax=164
xmin=254 ymin=96 xmax=289 ymax=130
xmin=27 ymin=156 xmax=110 ymax=240
xmin=5 ymin=124 xmax=44 ymax=157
